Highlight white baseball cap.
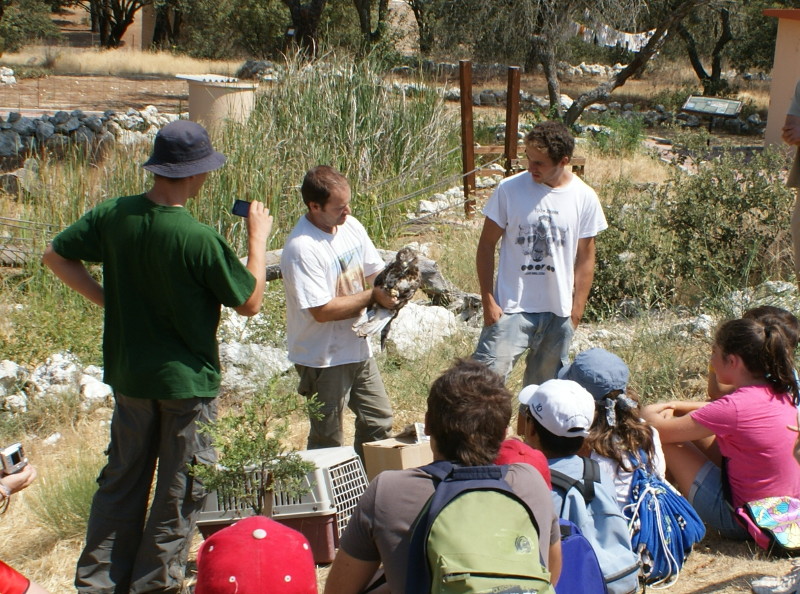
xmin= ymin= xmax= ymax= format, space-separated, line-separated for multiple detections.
xmin=518 ymin=379 xmax=596 ymax=438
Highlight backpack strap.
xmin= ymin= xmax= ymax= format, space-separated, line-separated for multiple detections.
xmin=405 ymin=462 xmax=520 ymax=594
xmin=550 ymin=457 xmax=601 ymax=508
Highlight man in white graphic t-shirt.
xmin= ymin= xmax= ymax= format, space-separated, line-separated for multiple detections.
xmin=473 ymin=121 xmax=608 ymax=386
xmin=281 ymin=165 xmax=396 ymax=458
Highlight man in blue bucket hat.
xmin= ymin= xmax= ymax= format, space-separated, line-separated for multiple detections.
xmin=43 ymin=120 xmax=274 ymax=593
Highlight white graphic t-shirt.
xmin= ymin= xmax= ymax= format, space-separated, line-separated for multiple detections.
xmin=483 ymin=171 xmax=607 ymax=317
xmin=281 ymin=215 xmax=385 ymax=367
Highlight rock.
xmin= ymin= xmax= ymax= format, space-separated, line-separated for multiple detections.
xmin=35 ymin=120 xmax=56 ymax=143
xmin=219 ymin=342 xmax=292 ymax=395
xmin=479 ymin=90 xmax=498 ymax=106
xmin=43 ymin=433 xmax=62 ymax=446
xmin=3 ymin=392 xmax=28 ymax=413
xmin=375 ymin=302 xmax=459 ymax=359
xmin=57 ymin=116 xmax=82 ymax=133
xmin=45 ymin=133 xmax=71 ymax=156
xmin=79 ymin=374 xmax=113 ymax=409
xmin=84 ymin=115 xmax=104 ymax=133
xmin=10 ymin=117 xmax=36 ymax=137
xmin=7 ymin=112 xmax=21 ymax=124
xmin=0 ymin=131 xmax=21 ymax=157
xmin=30 ymin=352 xmax=81 ymax=397
xmin=51 ymin=111 xmax=70 ymax=125
xmin=236 ymin=60 xmax=276 ymax=80
xmin=0 ymin=360 xmax=27 ymax=397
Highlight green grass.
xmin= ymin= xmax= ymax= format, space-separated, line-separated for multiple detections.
xmin=27 ymin=448 xmax=104 ymax=541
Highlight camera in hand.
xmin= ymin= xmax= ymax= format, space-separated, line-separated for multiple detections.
xmin=1 ymin=443 xmax=27 ymax=475
xmin=231 ymin=199 xmax=251 ymax=218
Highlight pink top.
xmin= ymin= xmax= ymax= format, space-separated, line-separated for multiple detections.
xmin=691 ymin=385 xmax=800 ymax=508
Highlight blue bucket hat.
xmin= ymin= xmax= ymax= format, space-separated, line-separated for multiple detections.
xmin=558 ymin=348 xmax=629 ymax=401
xmin=142 ymin=120 xmax=226 ymax=178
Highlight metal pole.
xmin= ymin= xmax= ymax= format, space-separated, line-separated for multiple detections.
xmin=460 ymin=60 xmax=476 ymax=217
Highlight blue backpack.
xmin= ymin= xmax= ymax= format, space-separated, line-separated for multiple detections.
xmin=555 ymin=519 xmax=608 ymax=594
xmin=550 ymin=457 xmax=640 ymax=594
xmin=406 ymin=461 xmax=555 ymax=594
xmin=624 ymin=463 xmax=705 ymax=586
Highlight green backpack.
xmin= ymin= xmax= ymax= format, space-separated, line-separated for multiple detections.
xmin=406 ymin=461 xmax=555 ymax=594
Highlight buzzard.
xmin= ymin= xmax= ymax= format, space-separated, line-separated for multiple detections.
xmin=353 ymin=246 xmax=421 ymax=349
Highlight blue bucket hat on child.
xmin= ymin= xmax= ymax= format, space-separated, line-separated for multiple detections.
xmin=558 ymin=348 xmax=629 ymax=400
xmin=142 ymin=120 xmax=226 ymax=178
xmin=559 ymin=348 xmax=636 ymax=427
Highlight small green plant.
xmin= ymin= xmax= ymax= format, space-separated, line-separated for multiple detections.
xmin=192 ymin=381 xmax=317 ymax=516
xmin=587 ymin=114 xmax=644 ymax=157
xmin=28 ymin=449 xmax=104 ymax=540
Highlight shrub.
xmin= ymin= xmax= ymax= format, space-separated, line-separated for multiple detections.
xmin=0 ymin=1 xmax=60 ymax=55
xmin=587 ymin=114 xmax=645 ymax=157
xmin=28 ymin=448 xmax=104 ymax=540
xmin=589 ymin=147 xmax=794 ymax=317
xmin=192 ymin=379 xmax=316 ymax=516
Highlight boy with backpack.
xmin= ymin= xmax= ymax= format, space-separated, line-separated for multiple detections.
xmin=325 ymin=358 xmax=561 ymax=594
xmin=519 ymin=379 xmax=640 ymax=594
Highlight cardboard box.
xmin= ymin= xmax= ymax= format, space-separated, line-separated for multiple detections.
xmin=363 ymin=437 xmax=433 ymax=480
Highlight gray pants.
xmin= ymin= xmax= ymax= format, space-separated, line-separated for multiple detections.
xmin=76 ymin=393 xmax=217 ymax=593
xmin=296 ymin=358 xmax=393 ymax=459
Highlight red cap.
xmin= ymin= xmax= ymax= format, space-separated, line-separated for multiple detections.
xmin=494 ymin=439 xmax=552 ymax=489
xmin=196 ymin=516 xmax=318 ymax=594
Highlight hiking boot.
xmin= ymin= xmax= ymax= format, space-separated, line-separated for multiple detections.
xmin=751 ymin=562 xmax=800 ymax=594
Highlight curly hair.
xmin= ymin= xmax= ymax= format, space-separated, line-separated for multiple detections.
xmin=525 ymin=121 xmax=575 ymax=163
xmin=426 ymin=359 xmax=512 ymax=466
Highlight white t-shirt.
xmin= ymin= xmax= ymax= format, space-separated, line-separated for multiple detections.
xmin=590 ymin=426 xmax=667 ymax=510
xmin=281 ymin=215 xmax=385 ymax=368
xmin=483 ymin=171 xmax=607 ymax=317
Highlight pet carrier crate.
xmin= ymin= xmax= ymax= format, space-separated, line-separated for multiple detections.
xmin=196 ymin=446 xmax=369 ymax=563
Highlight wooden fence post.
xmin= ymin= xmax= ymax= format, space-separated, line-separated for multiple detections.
xmin=459 ymin=60 xmax=476 ymax=218
xmin=504 ymin=66 xmax=520 ymax=175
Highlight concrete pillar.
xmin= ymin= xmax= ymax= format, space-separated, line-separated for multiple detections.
xmin=764 ymin=9 xmax=800 ymax=149
xmin=176 ymin=75 xmax=258 ymax=130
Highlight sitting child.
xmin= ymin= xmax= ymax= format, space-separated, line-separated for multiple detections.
xmin=519 ymin=379 xmax=640 ymax=594
xmin=558 ymin=348 xmax=666 ymax=510
xmin=643 ymin=315 xmax=800 ymax=539
xmin=195 ymin=515 xmax=318 ymax=593
xmin=708 ymin=305 xmax=800 ymax=400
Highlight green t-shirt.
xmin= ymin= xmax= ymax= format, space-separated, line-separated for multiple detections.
xmin=52 ymin=193 xmax=255 ymax=399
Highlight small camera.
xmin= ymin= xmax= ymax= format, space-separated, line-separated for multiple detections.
xmin=1 ymin=443 xmax=28 ymax=475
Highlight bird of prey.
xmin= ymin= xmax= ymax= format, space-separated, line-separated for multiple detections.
xmin=353 ymin=246 xmax=421 ymax=349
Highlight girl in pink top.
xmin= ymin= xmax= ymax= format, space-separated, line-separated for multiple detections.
xmin=643 ymin=315 xmax=800 ymax=539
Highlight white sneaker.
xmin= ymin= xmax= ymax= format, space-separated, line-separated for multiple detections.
xmin=752 ymin=563 xmax=800 ymax=594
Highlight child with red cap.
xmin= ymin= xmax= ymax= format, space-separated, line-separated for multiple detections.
xmin=195 ymin=516 xmax=318 ymax=593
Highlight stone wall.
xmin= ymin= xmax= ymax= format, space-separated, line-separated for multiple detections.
xmin=0 ymin=105 xmax=181 ymax=175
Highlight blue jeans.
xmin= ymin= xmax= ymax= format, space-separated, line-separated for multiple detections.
xmin=472 ymin=312 xmax=574 ymax=386
xmin=688 ymin=460 xmax=748 ymax=539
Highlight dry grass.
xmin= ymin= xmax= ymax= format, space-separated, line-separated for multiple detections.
xmin=1 ymin=45 xmax=240 ymax=77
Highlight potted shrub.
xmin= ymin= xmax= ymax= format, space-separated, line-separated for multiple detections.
xmin=192 ymin=380 xmax=316 ymax=523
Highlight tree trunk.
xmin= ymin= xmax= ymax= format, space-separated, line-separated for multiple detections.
xmin=408 ymin=0 xmax=433 ymax=55
xmin=677 ymin=7 xmax=732 ymax=96
xmin=282 ymin=0 xmax=327 ymax=55
xmin=564 ymin=0 xmax=713 ymax=125
xmin=152 ymin=3 xmax=181 ymax=48
xmin=531 ymin=34 xmax=561 ymax=116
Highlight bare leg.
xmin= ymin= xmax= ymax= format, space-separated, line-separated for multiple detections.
xmin=661 ymin=441 xmax=713 ymax=497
